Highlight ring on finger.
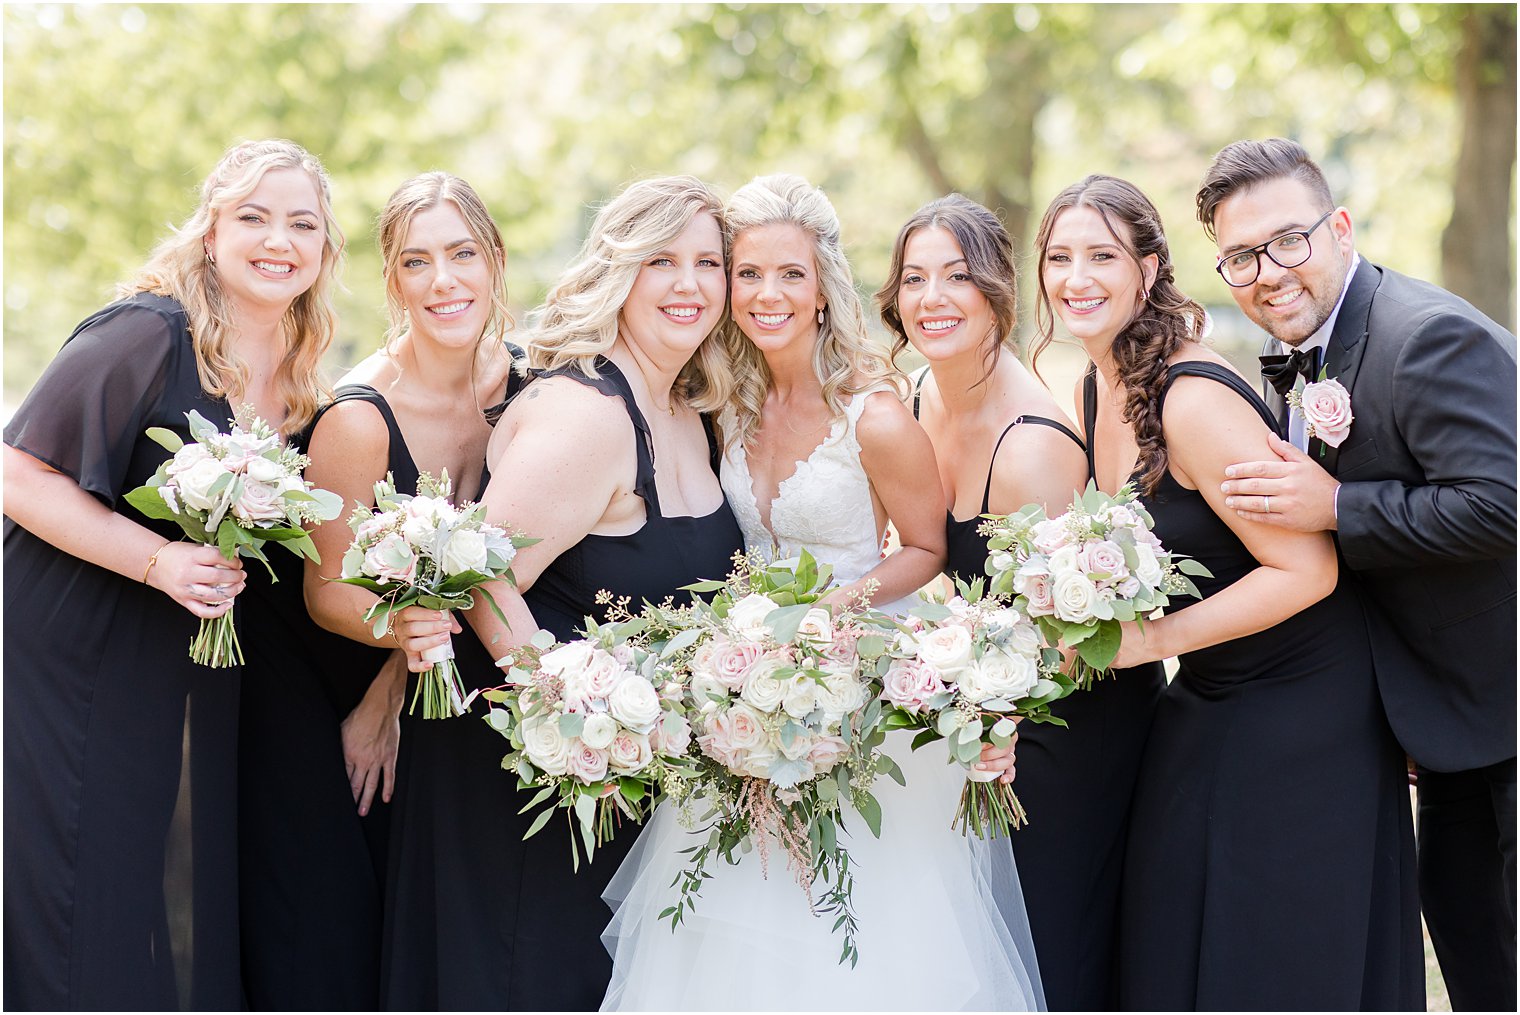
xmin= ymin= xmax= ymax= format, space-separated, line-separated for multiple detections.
xmin=1263 ymin=495 xmax=1272 ymax=513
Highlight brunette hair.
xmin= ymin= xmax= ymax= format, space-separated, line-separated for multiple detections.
xmin=376 ymin=171 xmax=513 ymax=351
xmin=874 ymin=193 xmax=1017 ymax=386
xmin=1195 ymin=137 xmax=1335 ymax=241
xmin=719 ymin=173 xmax=904 ymax=449
xmin=1030 ymin=175 xmax=1207 ymax=495
xmin=125 ymin=138 xmax=344 ymax=437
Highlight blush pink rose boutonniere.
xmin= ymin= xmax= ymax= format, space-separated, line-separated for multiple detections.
xmin=1288 ymin=375 xmax=1354 ymax=449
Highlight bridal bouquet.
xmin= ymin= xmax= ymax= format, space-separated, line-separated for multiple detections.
xmin=644 ymin=550 xmax=895 ymax=967
xmin=482 ymin=613 xmax=699 ymax=870
xmin=982 ymin=482 xmax=1209 ymax=688
xmin=876 ymin=582 xmax=1073 ymax=838
xmin=334 ymin=470 xmax=533 ymax=719
xmin=124 ymin=406 xmax=343 ymax=666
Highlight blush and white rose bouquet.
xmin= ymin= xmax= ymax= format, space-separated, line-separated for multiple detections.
xmin=874 ymin=582 xmax=1073 ymax=838
xmin=481 ymin=611 xmax=699 ymax=870
xmin=642 ymin=549 xmax=896 ymax=967
xmin=982 ymin=482 xmax=1209 ymax=689
xmin=125 ymin=406 xmax=344 ymax=666
xmin=334 ymin=470 xmax=533 ymax=719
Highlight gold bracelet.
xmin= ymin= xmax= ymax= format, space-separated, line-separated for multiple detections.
xmin=142 ymin=540 xmax=172 ymax=584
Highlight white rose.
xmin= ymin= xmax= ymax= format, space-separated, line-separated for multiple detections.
xmin=1002 ymin=618 xmax=1043 ymax=659
xmin=1031 ymin=517 xmax=1073 ymax=554
xmin=988 ymin=551 xmax=1016 ymax=575
xmin=1132 ymin=542 xmax=1164 ymax=589
xmin=580 ymin=712 xmax=619 ymax=750
xmin=231 ymin=480 xmax=286 ymax=525
xmin=690 ymin=670 xmax=730 ymax=710
xmin=176 ymin=457 xmax=231 ymax=512
xmin=608 ymin=731 xmax=653 ymax=775
xmin=166 ymin=442 xmax=212 ymax=476
xmin=727 ymin=593 xmax=779 ymax=643
xmin=740 ymin=744 xmax=782 ymax=780
xmin=522 ymin=717 xmax=572 ymax=776
xmin=915 ymin=624 xmax=974 ymax=676
xmin=739 ymin=662 xmax=788 ymax=713
xmin=1081 ymin=540 xmax=1129 ymax=583
xmin=781 ymin=673 xmax=819 ymax=719
xmin=441 ymin=528 xmax=489 ymax=576
xmin=815 ymin=666 xmax=866 ymax=719
xmin=580 ymin=649 xmax=628 ymax=702
xmin=608 ymin=675 xmax=662 ymax=732
xmin=794 ymin=608 xmax=834 ymax=646
xmin=1047 ymin=544 xmax=1080 ymax=579
xmin=963 ymin=648 xmax=1038 ymax=702
xmin=1053 ymin=571 xmax=1098 ymax=623
xmin=244 ymin=455 xmax=286 ymax=484
xmin=724 ymin=702 xmax=770 ymax=752
xmin=538 ymin=641 xmax=597 ymax=678
xmin=779 ymin=727 xmax=817 ymax=761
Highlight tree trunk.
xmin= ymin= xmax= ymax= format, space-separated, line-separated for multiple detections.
xmin=1440 ymin=4 xmax=1516 ymax=330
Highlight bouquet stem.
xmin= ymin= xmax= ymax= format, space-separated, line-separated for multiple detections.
xmin=409 ymin=637 xmax=470 ymax=719
xmin=190 ymin=612 xmax=243 ymax=667
xmin=954 ymin=778 xmax=1028 ymax=838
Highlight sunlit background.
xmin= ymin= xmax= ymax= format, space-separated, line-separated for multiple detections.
xmin=5 ymin=3 xmax=1513 ymax=427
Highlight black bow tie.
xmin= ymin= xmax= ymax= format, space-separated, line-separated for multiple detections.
xmin=1259 ymin=346 xmax=1323 ymax=397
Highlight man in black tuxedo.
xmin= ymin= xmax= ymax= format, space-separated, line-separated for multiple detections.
xmin=1196 ymin=137 xmax=1516 ymax=1010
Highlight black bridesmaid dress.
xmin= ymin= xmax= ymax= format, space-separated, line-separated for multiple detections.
xmin=928 ymin=379 xmax=1166 ymax=1013
xmin=380 ymin=357 xmax=743 ymax=1011
xmin=3 ymin=293 xmax=242 ymax=1010
xmin=1112 ymin=362 xmax=1422 ymax=1010
xmin=237 ymin=385 xmax=427 ymax=1010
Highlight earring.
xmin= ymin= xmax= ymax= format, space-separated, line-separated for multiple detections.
xmin=816 ymin=307 xmax=825 ymax=325
xmin=205 ymin=244 xmax=216 ymax=264
xmin=1139 ymin=287 xmax=1149 ymax=303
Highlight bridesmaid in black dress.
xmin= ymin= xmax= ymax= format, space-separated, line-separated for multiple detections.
xmin=2 ymin=139 xmax=343 ymax=1010
xmin=1031 ymin=175 xmax=1421 ymax=1009
xmin=237 ymin=172 xmax=517 ymax=1009
xmin=388 ymin=176 xmax=744 ymax=1010
xmin=878 ymin=193 xmax=1165 ymax=1011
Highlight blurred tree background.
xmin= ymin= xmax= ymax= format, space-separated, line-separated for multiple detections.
xmin=5 ymin=2 xmax=1515 ymax=413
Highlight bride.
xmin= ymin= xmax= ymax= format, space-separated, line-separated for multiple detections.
xmin=600 ymin=175 xmax=1044 ymax=1011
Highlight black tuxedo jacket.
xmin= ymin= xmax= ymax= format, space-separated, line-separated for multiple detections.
xmin=1262 ymin=261 xmax=1517 ymax=772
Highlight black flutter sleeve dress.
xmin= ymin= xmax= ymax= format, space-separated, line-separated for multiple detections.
xmin=380 ymin=357 xmax=744 ymax=1012
xmin=3 ymin=292 xmax=241 ymax=1010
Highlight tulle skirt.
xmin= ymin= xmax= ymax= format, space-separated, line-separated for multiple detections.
xmin=600 ymin=732 xmax=1046 ymax=1011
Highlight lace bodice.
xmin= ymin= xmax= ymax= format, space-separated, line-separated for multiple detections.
xmin=720 ymin=388 xmax=914 ymax=612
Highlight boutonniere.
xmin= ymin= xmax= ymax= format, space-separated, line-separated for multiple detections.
xmin=1286 ymin=367 xmax=1353 ymax=449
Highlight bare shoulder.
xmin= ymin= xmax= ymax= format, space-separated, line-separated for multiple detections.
xmin=307 ymin=396 xmax=390 ymax=460
xmin=498 ymin=374 xmax=635 ymax=464
xmin=855 ymin=387 xmax=923 ymax=443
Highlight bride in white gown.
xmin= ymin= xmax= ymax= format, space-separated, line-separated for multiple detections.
xmin=600 ymin=174 xmax=1044 ymax=1012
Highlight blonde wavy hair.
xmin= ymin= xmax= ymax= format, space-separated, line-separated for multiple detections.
xmin=124 ymin=138 xmax=344 ymax=437
xmin=524 ymin=175 xmax=730 ymax=410
xmin=377 ymin=171 xmax=514 ymax=352
xmin=718 ymin=173 xmax=906 ymax=450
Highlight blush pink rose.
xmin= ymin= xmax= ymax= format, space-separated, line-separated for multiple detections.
xmin=712 ymin=637 xmax=765 ymax=690
xmin=1299 ymin=378 xmax=1354 ymax=447
xmin=808 ymin=734 xmax=850 ymax=771
xmin=882 ymin=658 xmax=949 ymax=713
xmin=567 ymin=742 xmax=610 ymax=783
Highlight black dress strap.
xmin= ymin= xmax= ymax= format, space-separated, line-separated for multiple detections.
xmin=979 ymin=414 xmax=1088 ymax=513
xmin=911 ymin=368 xmax=930 ymax=420
xmin=482 ymin=341 xmax=528 ymax=427
xmin=1158 ymin=361 xmax=1283 ymax=437
xmin=315 ymin=384 xmax=423 ymax=496
xmin=528 ymin=357 xmax=662 ymax=515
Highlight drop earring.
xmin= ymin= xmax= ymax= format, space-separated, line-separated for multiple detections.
xmin=816 ymin=307 xmax=825 ymax=325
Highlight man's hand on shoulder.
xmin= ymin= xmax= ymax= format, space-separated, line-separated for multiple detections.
xmin=1221 ymin=431 xmax=1341 ymax=532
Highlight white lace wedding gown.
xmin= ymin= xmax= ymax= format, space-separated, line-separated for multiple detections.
xmin=600 ymin=391 xmax=1045 ymax=1012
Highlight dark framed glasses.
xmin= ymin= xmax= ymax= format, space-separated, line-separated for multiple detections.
xmin=1215 ymin=210 xmax=1334 ymax=287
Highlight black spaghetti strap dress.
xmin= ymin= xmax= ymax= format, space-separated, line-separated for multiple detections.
xmin=3 ymin=293 xmax=242 ymax=1010
xmin=921 ymin=370 xmax=1166 ymax=1012
xmin=1114 ymin=363 xmax=1421 ymax=1010
xmin=380 ymin=358 xmax=743 ymax=1011
xmin=237 ymin=385 xmax=424 ymax=1010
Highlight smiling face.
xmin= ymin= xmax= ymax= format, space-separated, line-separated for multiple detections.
xmin=729 ymin=222 xmax=825 ymax=356
xmin=207 ymin=166 xmax=326 ymax=317
xmin=620 ymin=211 xmax=726 ymax=356
xmin=1211 ymin=175 xmax=1353 ymax=347
xmin=392 ymin=201 xmax=497 ymax=351
xmin=1040 ymin=204 xmax=1155 ymax=347
xmin=895 ymin=225 xmax=996 ymax=364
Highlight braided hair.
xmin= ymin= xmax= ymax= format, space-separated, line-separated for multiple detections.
xmin=1030 ymin=175 xmax=1207 ymax=495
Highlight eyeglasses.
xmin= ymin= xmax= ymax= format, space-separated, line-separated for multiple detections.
xmin=1215 ymin=210 xmax=1334 ymax=287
